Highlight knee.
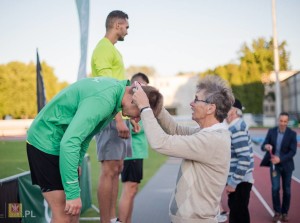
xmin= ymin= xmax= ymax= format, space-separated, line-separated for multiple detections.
xmin=101 ymin=161 xmax=122 ymax=177
xmin=283 ymin=188 xmax=291 ymax=196
xmin=128 ymin=184 xmax=138 ymax=198
xmin=70 ymin=214 xmax=80 ymax=223
xmin=51 ymin=213 xmax=75 ymax=223
xmin=272 ymin=184 xmax=280 ymax=193
xmin=101 ymin=168 xmax=118 ymax=179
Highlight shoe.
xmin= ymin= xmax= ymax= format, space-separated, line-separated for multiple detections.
xmin=111 ymin=218 xmax=122 ymax=223
xmin=216 ymin=213 xmax=227 ymax=222
xmin=272 ymin=212 xmax=281 ymax=222
xmin=220 ymin=211 xmax=227 ymax=215
xmin=281 ymin=214 xmax=289 ymax=222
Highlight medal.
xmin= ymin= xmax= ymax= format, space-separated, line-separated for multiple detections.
xmin=272 ymin=164 xmax=277 ymax=177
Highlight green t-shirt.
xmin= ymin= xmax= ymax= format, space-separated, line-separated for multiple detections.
xmin=91 ymin=37 xmax=125 ymax=80
xmin=27 ymin=77 xmax=130 ymax=200
xmin=125 ymin=121 xmax=149 ymax=160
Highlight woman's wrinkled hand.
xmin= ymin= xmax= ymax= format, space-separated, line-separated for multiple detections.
xmin=132 ymin=81 xmax=150 ymax=110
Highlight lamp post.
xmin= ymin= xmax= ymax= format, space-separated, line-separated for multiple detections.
xmin=272 ymin=0 xmax=281 ymax=118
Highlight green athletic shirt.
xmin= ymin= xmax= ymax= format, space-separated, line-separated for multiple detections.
xmin=27 ymin=77 xmax=130 ymax=200
xmin=91 ymin=37 xmax=125 ymax=80
xmin=125 ymin=121 xmax=149 ymax=160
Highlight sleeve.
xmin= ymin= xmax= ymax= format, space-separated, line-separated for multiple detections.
xmin=280 ymin=130 xmax=297 ymax=163
xmin=78 ymin=134 xmax=94 ymax=165
xmin=141 ymin=109 xmax=215 ymax=162
xmin=261 ymin=129 xmax=272 ymax=152
xmin=156 ymin=108 xmax=199 ymax=136
xmin=59 ymin=97 xmax=114 ymax=200
xmin=227 ymin=130 xmax=252 ymax=188
xmin=92 ymin=47 xmax=114 ymax=77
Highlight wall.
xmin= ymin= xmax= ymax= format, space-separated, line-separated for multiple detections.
xmin=0 ymin=119 xmax=33 ymax=136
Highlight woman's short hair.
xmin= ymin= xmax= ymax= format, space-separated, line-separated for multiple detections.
xmin=197 ymin=75 xmax=234 ymax=122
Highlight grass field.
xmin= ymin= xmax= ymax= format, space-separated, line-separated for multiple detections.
xmin=0 ymin=139 xmax=168 ymax=222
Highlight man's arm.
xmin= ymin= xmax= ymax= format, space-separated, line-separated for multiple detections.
xmin=60 ymin=98 xmax=113 ymax=201
xmin=115 ymin=112 xmax=130 ymax=139
xmin=261 ymin=129 xmax=272 ymax=152
xmin=227 ymin=129 xmax=253 ymax=189
xmin=279 ymin=130 xmax=297 ymax=163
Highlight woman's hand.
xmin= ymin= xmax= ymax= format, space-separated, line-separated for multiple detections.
xmin=132 ymin=81 xmax=150 ymax=110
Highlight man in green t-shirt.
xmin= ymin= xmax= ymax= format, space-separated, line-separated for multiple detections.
xmin=26 ymin=77 xmax=163 ymax=223
xmin=91 ymin=10 xmax=131 ymax=223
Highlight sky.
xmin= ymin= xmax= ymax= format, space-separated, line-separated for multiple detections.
xmin=1 ymin=0 xmax=299 ymax=83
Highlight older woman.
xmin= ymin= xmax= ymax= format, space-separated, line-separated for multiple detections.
xmin=132 ymin=75 xmax=235 ymax=223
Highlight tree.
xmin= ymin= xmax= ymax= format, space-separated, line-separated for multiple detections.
xmin=0 ymin=61 xmax=68 ymax=119
xmin=199 ymin=37 xmax=290 ymax=114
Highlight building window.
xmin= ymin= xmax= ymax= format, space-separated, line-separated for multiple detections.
xmin=265 ymin=106 xmax=269 ymax=112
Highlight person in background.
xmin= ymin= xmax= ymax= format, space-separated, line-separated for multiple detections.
xmin=260 ymin=112 xmax=297 ymax=222
xmin=225 ymin=99 xmax=254 ymax=223
xmin=118 ymin=72 xmax=150 ymax=223
xmin=26 ymin=77 xmax=162 ymax=223
xmin=91 ymin=10 xmax=130 ymax=223
xmin=132 ymin=75 xmax=235 ymax=223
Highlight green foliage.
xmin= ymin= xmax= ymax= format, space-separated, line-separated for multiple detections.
xmin=0 ymin=61 xmax=69 ymax=119
xmin=232 ymin=82 xmax=264 ymax=114
xmin=199 ymin=37 xmax=290 ymax=114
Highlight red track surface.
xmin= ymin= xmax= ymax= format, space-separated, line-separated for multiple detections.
xmin=221 ymin=152 xmax=300 ymax=223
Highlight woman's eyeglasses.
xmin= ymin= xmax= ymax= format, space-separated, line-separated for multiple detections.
xmin=194 ymin=97 xmax=209 ymax=104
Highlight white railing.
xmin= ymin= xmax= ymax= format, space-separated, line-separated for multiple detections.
xmin=0 ymin=119 xmax=33 ymax=136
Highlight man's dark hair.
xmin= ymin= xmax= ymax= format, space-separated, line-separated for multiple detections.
xmin=131 ymin=72 xmax=149 ymax=84
xmin=280 ymin=112 xmax=289 ymax=118
xmin=106 ymin=10 xmax=128 ymax=30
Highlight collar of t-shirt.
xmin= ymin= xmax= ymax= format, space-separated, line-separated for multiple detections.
xmin=201 ymin=122 xmax=228 ymax=132
xmin=228 ymin=117 xmax=241 ymax=128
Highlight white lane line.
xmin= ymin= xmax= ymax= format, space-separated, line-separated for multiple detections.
xmin=252 ymin=186 xmax=282 ymax=223
xmin=252 ymin=186 xmax=274 ymax=216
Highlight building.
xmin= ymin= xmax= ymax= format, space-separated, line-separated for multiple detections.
xmin=262 ymin=70 xmax=300 ymax=125
xmin=149 ymin=74 xmax=199 ymax=115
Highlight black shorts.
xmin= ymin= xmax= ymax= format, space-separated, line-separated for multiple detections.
xmin=26 ymin=143 xmax=64 ymax=192
xmin=121 ymin=159 xmax=143 ymax=183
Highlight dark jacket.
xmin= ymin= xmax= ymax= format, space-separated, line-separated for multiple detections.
xmin=260 ymin=127 xmax=297 ymax=172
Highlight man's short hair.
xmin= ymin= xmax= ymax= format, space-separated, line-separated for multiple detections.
xmin=106 ymin=10 xmax=128 ymax=30
xmin=131 ymin=85 xmax=163 ymax=117
xmin=279 ymin=112 xmax=289 ymax=118
xmin=131 ymin=72 xmax=149 ymax=84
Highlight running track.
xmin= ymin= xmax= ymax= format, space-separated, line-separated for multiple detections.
xmin=221 ymin=128 xmax=300 ymax=223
